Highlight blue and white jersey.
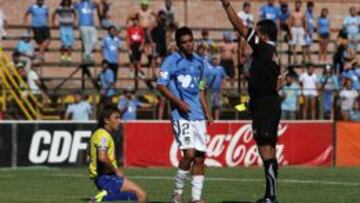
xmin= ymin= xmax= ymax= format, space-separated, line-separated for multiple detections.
xmin=157 ymin=52 xmax=206 ymax=121
xmin=74 ymin=0 xmax=96 ymax=27
xmin=305 ymin=10 xmax=315 ymax=33
xmin=260 ymin=4 xmax=280 ymax=22
xmin=27 ymin=4 xmax=49 ymax=27
xmin=343 ymin=15 xmax=360 ymax=36
xmin=317 ymin=17 xmax=330 ymax=34
xmin=102 ymin=35 xmax=121 ymax=64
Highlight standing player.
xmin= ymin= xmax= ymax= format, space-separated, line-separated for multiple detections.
xmin=88 ymin=105 xmax=147 ymax=202
xmin=156 ymin=27 xmax=212 ymax=203
xmin=220 ymin=1 xmax=281 ymax=203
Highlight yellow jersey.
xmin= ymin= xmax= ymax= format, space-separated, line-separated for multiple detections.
xmin=88 ymin=128 xmax=117 ymax=178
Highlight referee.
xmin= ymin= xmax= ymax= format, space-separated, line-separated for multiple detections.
xmin=220 ymin=1 xmax=281 ymax=203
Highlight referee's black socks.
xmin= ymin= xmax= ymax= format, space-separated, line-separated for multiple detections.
xmin=263 ymin=158 xmax=278 ymax=201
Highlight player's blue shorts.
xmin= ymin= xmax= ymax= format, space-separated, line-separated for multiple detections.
xmin=95 ymin=175 xmax=124 ymax=193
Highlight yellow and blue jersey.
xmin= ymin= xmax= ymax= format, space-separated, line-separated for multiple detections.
xmin=88 ymin=128 xmax=117 ymax=179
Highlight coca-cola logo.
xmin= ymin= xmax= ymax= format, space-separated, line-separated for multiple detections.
xmin=170 ymin=124 xmax=289 ymax=167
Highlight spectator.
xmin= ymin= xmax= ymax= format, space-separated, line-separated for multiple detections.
xmin=340 ymin=78 xmax=358 ymax=120
xmin=279 ymin=74 xmax=301 ymax=120
xmin=207 ymin=55 xmax=227 ymax=120
xmin=289 ymin=0 xmax=306 ymax=64
xmin=0 ymin=4 xmax=7 ymax=41
xmin=98 ymin=0 xmax=113 ymax=29
xmin=304 ymin=1 xmax=315 ymax=63
xmin=25 ymin=65 xmax=48 ymax=103
xmin=219 ymin=32 xmax=236 ymax=87
xmin=126 ymin=14 xmax=145 ymax=78
xmin=342 ymin=65 xmax=360 ymax=91
xmin=102 ymin=25 xmax=121 ymax=82
xmin=74 ymin=0 xmax=99 ymax=63
xmin=24 ymin=0 xmax=51 ymax=58
xmin=259 ymin=0 xmax=280 ymax=23
xmin=343 ymin=7 xmax=360 ymax=50
xmin=163 ymin=0 xmax=176 ymax=29
xmin=278 ymin=2 xmax=290 ymax=42
xmin=15 ymin=32 xmax=36 ymax=73
xmin=98 ymin=60 xmax=115 ymax=106
xmin=198 ymin=29 xmax=215 ymax=56
xmin=350 ymin=100 xmax=360 ymax=121
xmin=333 ymin=29 xmax=349 ymax=74
xmin=52 ymin=0 xmax=77 ymax=62
xmin=317 ymin=8 xmax=330 ymax=64
xmin=319 ymin=65 xmax=340 ymax=119
xmin=237 ymin=2 xmax=254 ymax=29
xmin=300 ymin=65 xmax=319 ymax=120
xmin=117 ymin=89 xmax=152 ymax=121
xmin=148 ymin=10 xmax=168 ymax=78
xmin=64 ymin=91 xmax=92 ymax=120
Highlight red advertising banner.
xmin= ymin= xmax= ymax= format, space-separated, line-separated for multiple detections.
xmin=124 ymin=121 xmax=334 ymax=167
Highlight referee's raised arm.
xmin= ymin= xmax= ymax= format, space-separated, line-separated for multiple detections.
xmin=219 ymin=0 xmax=248 ymax=38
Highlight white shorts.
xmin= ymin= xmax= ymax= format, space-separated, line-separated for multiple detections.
xmin=172 ymin=120 xmax=207 ymax=152
xmin=290 ymin=27 xmax=306 ymax=46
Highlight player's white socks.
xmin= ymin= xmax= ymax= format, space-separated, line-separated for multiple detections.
xmin=174 ymin=169 xmax=189 ymax=195
xmin=191 ymin=175 xmax=204 ymax=201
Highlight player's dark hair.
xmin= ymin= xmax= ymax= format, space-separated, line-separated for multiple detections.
xmin=175 ymin=26 xmax=193 ymax=46
xmin=243 ymin=2 xmax=250 ymax=8
xmin=97 ymin=105 xmax=120 ymax=128
xmin=257 ymin=19 xmax=278 ymax=42
xmin=307 ymin=1 xmax=314 ymax=8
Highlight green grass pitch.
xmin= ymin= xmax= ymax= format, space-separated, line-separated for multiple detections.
xmin=0 ymin=167 xmax=359 ymax=203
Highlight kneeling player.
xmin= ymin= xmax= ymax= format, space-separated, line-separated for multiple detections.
xmin=157 ymin=27 xmax=212 ymax=203
xmin=88 ymin=106 xmax=147 ymax=202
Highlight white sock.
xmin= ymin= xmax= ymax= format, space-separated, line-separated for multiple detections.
xmin=191 ymin=175 xmax=204 ymax=201
xmin=174 ymin=169 xmax=189 ymax=195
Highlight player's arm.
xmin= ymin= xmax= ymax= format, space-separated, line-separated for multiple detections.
xmin=219 ymin=0 xmax=248 ymax=38
xmin=51 ymin=10 xmax=57 ymax=27
xmin=200 ymin=89 xmax=213 ymax=123
xmin=97 ymin=149 xmax=123 ymax=176
xmin=24 ymin=8 xmax=31 ymax=27
xmin=157 ymin=84 xmax=190 ymax=113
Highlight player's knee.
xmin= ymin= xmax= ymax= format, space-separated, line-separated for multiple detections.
xmin=193 ymin=156 xmax=205 ymax=167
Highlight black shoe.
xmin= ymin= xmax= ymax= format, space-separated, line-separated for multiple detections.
xmin=255 ymin=197 xmax=278 ymax=203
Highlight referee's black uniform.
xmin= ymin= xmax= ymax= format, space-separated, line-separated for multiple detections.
xmin=246 ymin=28 xmax=281 ymax=147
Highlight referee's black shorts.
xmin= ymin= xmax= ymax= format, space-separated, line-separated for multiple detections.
xmin=250 ymin=95 xmax=281 ymax=147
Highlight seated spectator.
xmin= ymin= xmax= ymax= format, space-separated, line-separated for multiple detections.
xmin=126 ymin=14 xmax=145 ymax=78
xmin=219 ymin=32 xmax=236 ymax=87
xmin=350 ymin=100 xmax=360 ymax=122
xmin=15 ymin=32 xmax=36 ymax=73
xmin=20 ymin=64 xmax=48 ymax=103
xmin=98 ymin=60 xmax=115 ymax=106
xmin=65 ymin=91 xmax=92 ymax=120
xmin=207 ymin=55 xmax=227 ymax=120
xmin=52 ymin=0 xmax=77 ymax=62
xmin=340 ymin=78 xmax=359 ymax=120
xmin=0 ymin=4 xmax=7 ymax=40
xmin=289 ymin=0 xmax=306 ymax=64
xmin=300 ymin=65 xmax=319 ymax=120
xmin=342 ymin=65 xmax=360 ymax=91
xmin=24 ymin=0 xmax=51 ymax=59
xmin=99 ymin=0 xmax=113 ymax=29
xmin=237 ymin=2 xmax=255 ymax=29
xmin=74 ymin=0 xmax=99 ymax=63
xmin=343 ymin=6 xmax=359 ymax=50
xmin=304 ymin=1 xmax=315 ymax=63
xmin=317 ymin=8 xmax=330 ymax=64
xmin=102 ymin=25 xmax=121 ymax=82
xmin=117 ymin=89 xmax=152 ymax=121
xmin=279 ymin=74 xmax=301 ymax=120
xmin=319 ymin=65 xmax=340 ymax=119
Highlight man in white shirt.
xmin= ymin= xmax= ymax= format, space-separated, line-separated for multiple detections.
xmin=340 ymin=78 xmax=359 ymax=120
xmin=237 ymin=2 xmax=254 ymax=28
xmin=0 ymin=6 xmax=8 ymax=40
xmin=27 ymin=68 xmax=41 ymax=95
xmin=65 ymin=91 xmax=92 ymax=121
xmin=299 ymin=66 xmax=319 ymax=120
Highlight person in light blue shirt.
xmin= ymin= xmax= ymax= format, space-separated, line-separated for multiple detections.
xmin=65 ymin=91 xmax=92 ymax=120
xmin=74 ymin=0 xmax=99 ymax=62
xmin=342 ymin=67 xmax=360 ymax=90
xmin=350 ymin=100 xmax=360 ymax=122
xmin=102 ymin=26 xmax=121 ymax=82
xmin=343 ymin=7 xmax=360 ymax=50
xmin=317 ymin=8 xmax=330 ymax=63
xmin=15 ymin=32 xmax=35 ymax=73
xmin=279 ymin=74 xmax=300 ymax=120
xmin=320 ymin=66 xmax=340 ymax=119
xmin=99 ymin=60 xmax=115 ymax=105
xmin=117 ymin=90 xmax=152 ymax=120
xmin=259 ymin=0 xmax=280 ymax=22
xmin=156 ymin=27 xmax=212 ymax=202
xmin=207 ymin=55 xmax=227 ymax=120
xmin=24 ymin=0 xmax=50 ymax=58
xmin=304 ymin=1 xmax=315 ymax=62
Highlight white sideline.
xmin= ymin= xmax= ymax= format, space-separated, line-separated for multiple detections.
xmin=41 ymin=174 xmax=360 ymax=187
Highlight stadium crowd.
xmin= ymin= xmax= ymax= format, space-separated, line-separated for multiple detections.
xmin=0 ymin=0 xmax=360 ymax=121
